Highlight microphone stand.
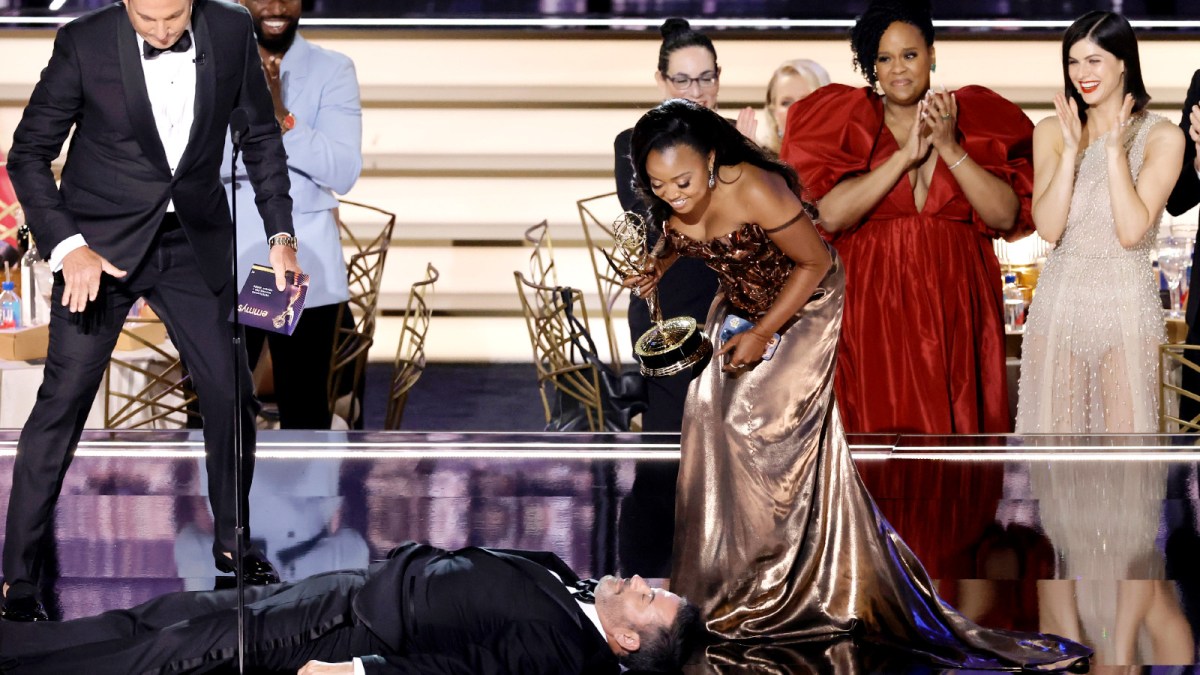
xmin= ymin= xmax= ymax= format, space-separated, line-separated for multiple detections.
xmin=229 ymin=109 xmax=249 ymax=675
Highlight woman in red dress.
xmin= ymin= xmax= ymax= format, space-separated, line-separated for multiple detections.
xmin=781 ymin=0 xmax=1033 ymax=436
xmin=781 ymin=0 xmax=1034 ymax=601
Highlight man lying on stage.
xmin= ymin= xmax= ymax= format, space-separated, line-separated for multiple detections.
xmin=0 ymin=542 xmax=700 ymax=674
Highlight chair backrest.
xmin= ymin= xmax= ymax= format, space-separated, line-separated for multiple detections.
xmin=576 ymin=191 xmax=628 ymax=370
xmin=104 ymin=315 xmax=201 ymax=429
xmin=385 ymin=263 xmax=439 ymax=430
xmin=1159 ymin=343 xmax=1200 ymax=433
xmin=329 ymin=199 xmax=396 ymax=428
xmin=513 ymin=271 xmax=605 ymax=432
xmin=0 ymin=202 xmax=22 ymax=245
xmin=524 ymin=219 xmax=557 ymax=288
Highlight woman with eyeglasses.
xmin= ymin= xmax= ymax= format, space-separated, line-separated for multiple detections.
xmin=611 ymin=18 xmax=724 ymax=581
xmin=613 ymin=18 xmax=725 ymax=435
xmin=781 ymin=0 xmax=1031 ymax=437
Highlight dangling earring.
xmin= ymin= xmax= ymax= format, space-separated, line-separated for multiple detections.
xmin=708 ymin=166 xmax=716 ymax=189
xmin=931 ymin=62 xmax=937 ymax=73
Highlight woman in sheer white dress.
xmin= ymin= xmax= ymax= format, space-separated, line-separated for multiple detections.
xmin=1017 ymin=12 xmax=1183 ymax=434
xmin=1015 ymin=12 xmax=1193 ymax=666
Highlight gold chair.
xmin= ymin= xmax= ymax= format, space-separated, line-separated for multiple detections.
xmin=104 ymin=315 xmax=200 ymax=429
xmin=577 ymin=191 xmax=628 ymax=370
xmin=0 ymin=202 xmax=21 ymax=244
xmin=514 ymin=272 xmax=607 ymax=432
xmin=524 ymin=219 xmax=557 ymax=288
xmin=384 ymin=263 xmax=438 ymax=430
xmin=1159 ymin=343 xmax=1200 ymax=432
xmin=328 ymin=199 xmax=396 ymax=428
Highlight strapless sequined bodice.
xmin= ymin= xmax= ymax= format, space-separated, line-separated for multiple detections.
xmin=665 ymin=222 xmax=794 ymax=318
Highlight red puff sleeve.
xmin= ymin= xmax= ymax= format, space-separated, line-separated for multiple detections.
xmin=780 ymin=84 xmax=882 ymax=204
xmin=953 ymin=85 xmax=1036 ymax=241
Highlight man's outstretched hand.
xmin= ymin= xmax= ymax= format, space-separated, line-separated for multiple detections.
xmin=61 ymin=246 xmax=126 ymax=313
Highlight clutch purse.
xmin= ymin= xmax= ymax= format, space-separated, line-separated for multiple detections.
xmin=719 ymin=314 xmax=781 ymax=361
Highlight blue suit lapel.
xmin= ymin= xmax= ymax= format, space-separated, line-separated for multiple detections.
xmin=281 ymin=33 xmax=311 ymax=99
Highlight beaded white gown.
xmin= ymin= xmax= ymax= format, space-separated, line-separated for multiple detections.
xmin=1016 ymin=112 xmax=1168 ymax=434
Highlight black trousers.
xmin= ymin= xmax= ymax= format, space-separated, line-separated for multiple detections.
xmin=621 ymin=256 xmax=716 ymax=577
xmin=0 ymin=571 xmax=381 ymax=674
xmin=244 ymin=302 xmax=345 ymax=430
xmin=3 ymin=223 xmax=259 ymax=592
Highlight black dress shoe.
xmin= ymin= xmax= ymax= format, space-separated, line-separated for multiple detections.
xmin=215 ymin=551 xmax=281 ymax=586
xmin=1 ymin=593 xmax=48 ymax=622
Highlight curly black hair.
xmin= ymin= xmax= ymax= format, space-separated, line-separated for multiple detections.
xmin=657 ymin=17 xmax=717 ymax=74
xmin=848 ymin=0 xmax=934 ymax=88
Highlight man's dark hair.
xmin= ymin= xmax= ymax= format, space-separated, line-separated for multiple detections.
xmin=1061 ymin=11 xmax=1150 ymax=124
xmin=657 ymin=17 xmax=717 ymax=75
xmin=848 ymin=0 xmax=935 ymax=89
xmin=619 ymin=599 xmax=703 ymax=672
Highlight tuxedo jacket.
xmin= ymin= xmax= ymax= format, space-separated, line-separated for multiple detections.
xmin=0 ymin=543 xmax=618 ymax=675
xmin=6 ymin=0 xmax=293 ymax=293
xmin=1168 ymin=69 xmax=1200 ymax=330
xmin=351 ymin=542 xmax=618 ymax=675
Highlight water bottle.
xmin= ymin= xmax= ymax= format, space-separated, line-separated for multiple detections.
xmin=0 ymin=280 xmax=21 ymax=329
xmin=19 ymin=242 xmax=47 ymax=326
xmin=1002 ymin=273 xmax=1026 ymax=333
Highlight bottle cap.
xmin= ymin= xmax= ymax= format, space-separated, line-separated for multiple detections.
xmin=1004 ymin=273 xmax=1017 ymax=284
xmin=1 ymin=281 xmax=13 ymax=291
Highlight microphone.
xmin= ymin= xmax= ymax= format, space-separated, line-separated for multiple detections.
xmin=193 ymin=51 xmax=206 ymax=66
xmin=230 ymin=108 xmax=250 ymax=149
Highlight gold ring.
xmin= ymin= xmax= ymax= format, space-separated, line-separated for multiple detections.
xmin=940 ymin=113 xmax=951 ymax=120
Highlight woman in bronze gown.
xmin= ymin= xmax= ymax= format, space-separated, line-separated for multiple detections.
xmin=626 ymin=99 xmax=1090 ymax=670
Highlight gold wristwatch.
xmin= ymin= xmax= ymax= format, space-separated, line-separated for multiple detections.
xmin=268 ymin=233 xmax=298 ymax=251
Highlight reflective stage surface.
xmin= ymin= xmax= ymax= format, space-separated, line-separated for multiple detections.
xmin=1 ymin=431 xmax=1198 ymax=672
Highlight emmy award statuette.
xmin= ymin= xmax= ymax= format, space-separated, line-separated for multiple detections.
xmin=605 ymin=212 xmax=713 ymax=377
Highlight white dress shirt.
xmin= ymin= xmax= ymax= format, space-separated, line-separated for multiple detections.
xmin=50 ymin=26 xmax=197 ymax=271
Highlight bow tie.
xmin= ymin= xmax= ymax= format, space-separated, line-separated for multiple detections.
xmin=571 ymin=578 xmax=599 ymax=604
xmin=143 ymin=30 xmax=192 ymax=60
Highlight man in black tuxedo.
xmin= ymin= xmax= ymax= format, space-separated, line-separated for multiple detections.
xmin=2 ymin=0 xmax=299 ymax=620
xmin=1168 ymin=69 xmax=1200 ymax=425
xmin=0 ymin=542 xmax=701 ymax=674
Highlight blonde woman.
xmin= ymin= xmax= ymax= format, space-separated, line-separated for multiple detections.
xmin=758 ymin=59 xmax=830 ymax=153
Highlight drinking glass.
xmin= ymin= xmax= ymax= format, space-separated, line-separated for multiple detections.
xmin=1158 ymin=236 xmax=1191 ymax=319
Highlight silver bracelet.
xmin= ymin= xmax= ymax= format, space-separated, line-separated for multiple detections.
xmin=946 ymin=151 xmax=969 ymax=171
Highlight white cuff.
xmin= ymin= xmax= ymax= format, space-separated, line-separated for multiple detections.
xmin=48 ymin=234 xmax=87 ymax=273
xmin=353 ymin=658 xmax=366 ymax=675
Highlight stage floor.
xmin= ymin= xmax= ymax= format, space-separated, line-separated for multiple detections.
xmin=1 ymin=430 xmax=1198 ymax=672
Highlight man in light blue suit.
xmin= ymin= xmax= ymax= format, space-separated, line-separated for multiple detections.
xmin=224 ymin=0 xmax=363 ymax=430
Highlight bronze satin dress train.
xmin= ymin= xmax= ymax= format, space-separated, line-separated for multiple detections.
xmin=667 ymin=224 xmax=1090 ymax=670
